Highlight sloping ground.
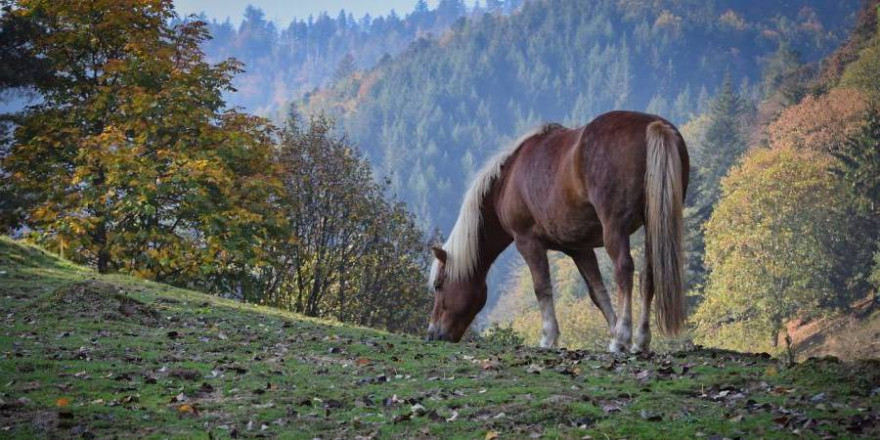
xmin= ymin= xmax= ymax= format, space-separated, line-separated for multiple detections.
xmin=1 ymin=237 xmax=879 ymax=439
xmin=791 ymin=297 xmax=880 ymax=361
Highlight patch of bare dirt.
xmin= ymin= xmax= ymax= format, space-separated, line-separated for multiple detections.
xmin=782 ymin=295 xmax=879 ymax=360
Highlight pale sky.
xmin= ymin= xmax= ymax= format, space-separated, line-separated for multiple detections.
xmin=174 ymin=0 xmax=477 ymax=25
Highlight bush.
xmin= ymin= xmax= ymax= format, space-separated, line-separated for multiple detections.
xmin=473 ymin=322 xmax=525 ymax=348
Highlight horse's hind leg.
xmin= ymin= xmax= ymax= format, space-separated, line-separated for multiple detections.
xmin=569 ymin=250 xmax=617 ymax=344
xmin=634 ymin=252 xmax=654 ymax=353
xmin=604 ymin=229 xmax=634 ymax=353
xmin=515 ymin=237 xmax=559 ymax=348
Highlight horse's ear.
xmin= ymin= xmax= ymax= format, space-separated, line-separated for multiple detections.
xmin=432 ymin=246 xmax=447 ymax=264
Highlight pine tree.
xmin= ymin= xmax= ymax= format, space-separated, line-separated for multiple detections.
xmin=832 ymin=112 xmax=880 ymax=246
xmin=414 ymin=0 xmax=429 ymax=14
xmin=761 ymin=43 xmax=806 ymax=103
xmin=486 ymin=0 xmax=504 ymax=14
xmin=334 ymin=53 xmax=357 ymax=83
xmin=687 ymin=74 xmax=747 ymax=288
xmin=696 ymin=74 xmax=747 ymax=214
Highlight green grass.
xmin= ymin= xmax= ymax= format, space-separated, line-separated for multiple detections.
xmin=1 ymin=236 xmax=878 ymax=439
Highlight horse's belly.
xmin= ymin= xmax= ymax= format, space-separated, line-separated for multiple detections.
xmin=538 ymin=202 xmax=605 ymax=249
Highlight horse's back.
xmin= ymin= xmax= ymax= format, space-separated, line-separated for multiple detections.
xmin=497 ymin=111 xmax=688 ymax=250
xmin=497 ymin=122 xmax=596 ymax=247
xmin=580 ymin=110 xmax=689 ymax=199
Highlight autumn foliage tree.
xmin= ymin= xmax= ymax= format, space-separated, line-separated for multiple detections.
xmin=1 ymin=1 xmax=284 ymax=283
xmin=695 ymin=26 xmax=880 ymax=353
xmin=694 ymin=148 xmax=851 ymax=352
xmin=253 ymin=113 xmax=431 ymax=333
xmin=0 ymin=1 xmax=433 ymax=335
xmin=767 ymin=88 xmax=870 ymax=153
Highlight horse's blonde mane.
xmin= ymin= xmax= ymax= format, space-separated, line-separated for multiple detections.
xmin=430 ymin=124 xmax=562 ymax=289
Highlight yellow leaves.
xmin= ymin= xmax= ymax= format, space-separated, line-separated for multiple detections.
xmin=69 ymin=222 xmax=87 ymax=236
xmin=653 ymin=10 xmax=683 ymax=37
xmin=719 ymin=10 xmax=747 ymax=31
xmin=4 ymin=0 xmax=291 ymax=288
xmin=697 ymin=145 xmax=851 ymax=353
xmin=485 ymin=430 xmax=500 ymax=440
xmin=175 ymin=402 xmax=200 ymax=417
xmin=32 ymin=206 xmax=57 ymax=222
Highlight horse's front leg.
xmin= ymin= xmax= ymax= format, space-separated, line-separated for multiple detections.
xmin=515 ymin=238 xmax=559 ymax=348
xmin=605 ymin=231 xmax=634 ymax=353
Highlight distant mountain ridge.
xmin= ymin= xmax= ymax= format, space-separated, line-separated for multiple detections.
xmin=198 ymin=1 xmax=519 ymax=115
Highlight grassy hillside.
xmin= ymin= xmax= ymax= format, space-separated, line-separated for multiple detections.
xmin=1 ymin=237 xmax=878 ymax=439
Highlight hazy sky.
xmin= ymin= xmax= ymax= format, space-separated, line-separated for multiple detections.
xmin=175 ymin=1 xmax=477 ymax=25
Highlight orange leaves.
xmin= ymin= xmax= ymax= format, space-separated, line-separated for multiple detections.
xmin=32 ymin=206 xmax=57 ymax=223
xmin=768 ymin=88 xmax=869 ymax=153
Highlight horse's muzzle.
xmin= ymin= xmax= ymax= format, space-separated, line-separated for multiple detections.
xmin=425 ymin=324 xmax=450 ymax=342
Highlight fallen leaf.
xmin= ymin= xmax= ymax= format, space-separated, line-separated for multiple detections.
xmin=481 ymin=360 xmax=501 ymax=371
xmin=169 ymin=368 xmax=200 ymax=381
xmin=411 ymin=403 xmax=426 ymax=416
xmin=55 ymin=397 xmax=70 ymax=407
xmin=485 ymin=430 xmax=499 ymax=440
xmin=602 ymin=403 xmax=621 ymax=413
xmin=640 ymin=410 xmax=662 ymax=421
xmin=526 ymin=364 xmax=543 ymax=374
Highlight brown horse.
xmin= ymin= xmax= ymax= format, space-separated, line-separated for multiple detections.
xmin=427 ymin=111 xmax=689 ymax=352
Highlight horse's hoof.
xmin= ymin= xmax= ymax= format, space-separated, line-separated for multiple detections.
xmin=540 ymin=337 xmax=558 ymax=349
xmin=607 ymin=340 xmax=627 ymax=353
xmin=630 ymin=345 xmax=652 ymax=355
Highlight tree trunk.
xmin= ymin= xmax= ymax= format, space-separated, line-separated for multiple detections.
xmin=96 ymin=218 xmax=110 ymax=273
xmin=771 ymin=319 xmax=781 ymax=349
xmin=90 ymin=163 xmax=111 ymax=273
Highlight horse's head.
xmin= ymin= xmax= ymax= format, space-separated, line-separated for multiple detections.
xmin=426 ymin=246 xmax=486 ymax=342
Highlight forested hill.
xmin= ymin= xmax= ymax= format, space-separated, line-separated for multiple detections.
xmin=198 ymin=1 xmax=511 ymax=115
xmin=302 ymin=0 xmax=859 ymax=232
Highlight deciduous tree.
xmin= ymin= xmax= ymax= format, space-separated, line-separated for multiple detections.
xmin=695 ymin=147 xmax=851 ymax=352
xmin=2 ymin=1 xmax=284 ymax=285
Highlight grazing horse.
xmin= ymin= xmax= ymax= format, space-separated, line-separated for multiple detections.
xmin=427 ymin=111 xmax=689 ymax=353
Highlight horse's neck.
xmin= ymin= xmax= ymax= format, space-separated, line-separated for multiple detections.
xmin=473 ymin=205 xmax=513 ymax=280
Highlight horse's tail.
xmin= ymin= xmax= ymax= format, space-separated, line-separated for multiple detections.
xmin=644 ymin=121 xmax=686 ymax=336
